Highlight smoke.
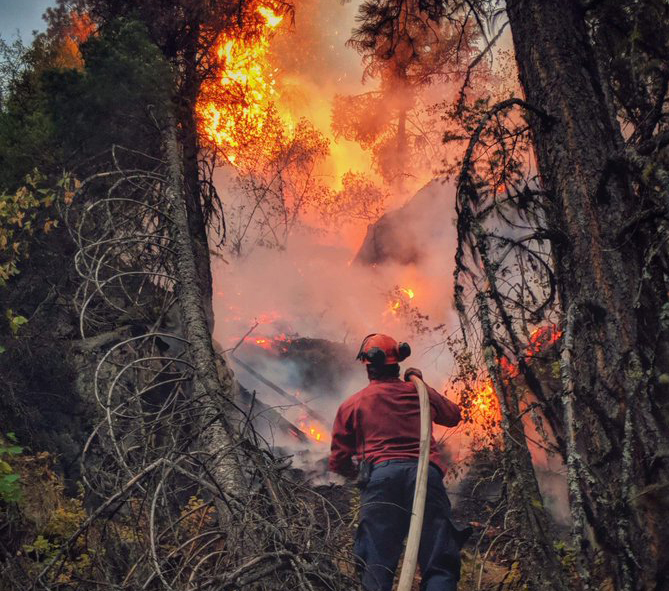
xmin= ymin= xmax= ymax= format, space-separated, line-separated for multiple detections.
xmin=268 ymin=0 xmax=378 ymax=192
xmin=212 ymin=179 xmax=459 ymax=344
xmin=207 ymin=0 xmax=531 ymax=497
xmin=211 ymin=177 xmax=469 ymax=472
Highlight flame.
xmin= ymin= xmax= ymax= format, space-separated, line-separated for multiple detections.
xmin=469 ymin=379 xmax=500 ymax=424
xmin=52 ymin=11 xmax=95 ymax=69
xmin=197 ymin=4 xmax=285 ymax=160
xmin=299 ymin=419 xmax=329 ymax=444
xmin=498 ymin=324 xmax=563 ymax=379
xmin=388 ymin=286 xmax=416 ymax=315
xmin=195 ymin=0 xmax=383 ymax=230
xmin=461 ymin=324 xmax=563 ymax=431
xmin=243 ymin=333 xmax=291 ymax=352
xmin=500 ymin=356 xmax=520 ymax=379
xmin=526 ymin=324 xmax=563 ymax=359
xmin=258 ymin=6 xmax=284 ymax=27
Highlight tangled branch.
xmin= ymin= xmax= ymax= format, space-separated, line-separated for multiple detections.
xmin=36 ymin=141 xmax=357 ymax=590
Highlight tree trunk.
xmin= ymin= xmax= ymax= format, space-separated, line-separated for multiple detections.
xmin=394 ymin=65 xmax=410 ymax=190
xmin=479 ymin=294 xmax=570 ymax=591
xmin=163 ymin=112 xmax=246 ymax=503
xmin=178 ymin=20 xmax=215 ymax=331
xmin=507 ymin=1 xmax=669 ymax=588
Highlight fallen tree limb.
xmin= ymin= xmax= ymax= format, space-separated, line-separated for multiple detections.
xmin=230 ymin=353 xmax=328 ymax=425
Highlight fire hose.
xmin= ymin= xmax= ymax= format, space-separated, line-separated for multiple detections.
xmin=396 ymin=374 xmax=432 ymax=591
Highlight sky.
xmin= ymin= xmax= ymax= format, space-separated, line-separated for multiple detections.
xmin=0 ymin=0 xmax=54 ymax=41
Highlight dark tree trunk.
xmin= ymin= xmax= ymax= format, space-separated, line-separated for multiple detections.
xmin=397 ymin=106 xmax=407 ymax=163
xmin=479 ymin=294 xmax=570 ymax=591
xmin=177 ymin=20 xmax=215 ymax=330
xmin=506 ymin=1 xmax=669 ymax=588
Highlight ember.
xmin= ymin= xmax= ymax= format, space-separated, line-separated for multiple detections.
xmin=298 ymin=419 xmax=329 ymax=444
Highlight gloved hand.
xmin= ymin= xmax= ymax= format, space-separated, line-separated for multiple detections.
xmin=404 ymin=367 xmax=423 ymax=382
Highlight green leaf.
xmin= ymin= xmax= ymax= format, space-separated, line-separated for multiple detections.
xmin=7 ymin=311 xmax=28 ymax=335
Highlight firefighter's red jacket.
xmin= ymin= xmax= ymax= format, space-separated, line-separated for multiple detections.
xmin=329 ymin=377 xmax=461 ymax=477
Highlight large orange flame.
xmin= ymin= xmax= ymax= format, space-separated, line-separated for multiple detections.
xmin=198 ymin=5 xmax=285 ymax=162
xmin=460 ymin=324 xmax=562 ymax=431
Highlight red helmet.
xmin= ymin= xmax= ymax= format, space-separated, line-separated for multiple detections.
xmin=356 ymin=333 xmax=411 ymax=365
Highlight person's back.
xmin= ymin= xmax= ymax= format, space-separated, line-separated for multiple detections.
xmin=330 ymin=376 xmax=460 ymax=477
xmin=329 ymin=334 xmax=467 ymax=591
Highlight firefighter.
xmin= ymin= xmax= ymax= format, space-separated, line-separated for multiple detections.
xmin=329 ymin=333 xmax=465 ymax=591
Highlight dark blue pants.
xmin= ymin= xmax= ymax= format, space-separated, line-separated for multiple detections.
xmin=354 ymin=460 xmax=462 ymax=591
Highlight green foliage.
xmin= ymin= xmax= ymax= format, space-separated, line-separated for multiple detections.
xmin=0 ymin=37 xmax=61 ymax=191
xmin=6 ymin=309 xmax=28 ymax=335
xmin=0 ymin=432 xmax=23 ymax=502
xmin=3 ymin=452 xmax=100 ymax=586
xmin=1 ymin=17 xmax=173 ymax=195
xmin=44 ymin=18 xmax=172 ymax=160
xmin=0 ymin=170 xmax=58 ymax=287
xmin=23 ymin=534 xmax=55 ymax=559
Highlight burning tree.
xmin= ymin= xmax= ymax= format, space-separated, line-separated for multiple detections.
xmin=319 ymin=171 xmax=389 ymax=227
xmin=349 ymin=0 xmax=669 ymax=588
xmin=446 ymin=2 xmax=669 ymax=590
xmin=0 ymin=3 xmax=358 ymax=589
xmin=333 ymin=0 xmax=481 ymax=187
xmin=196 ymin=6 xmax=387 ymax=255
xmin=225 ymin=118 xmax=331 ymax=254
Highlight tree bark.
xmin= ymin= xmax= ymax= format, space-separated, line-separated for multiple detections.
xmin=506 ymin=1 xmax=669 ymax=588
xmin=479 ymin=293 xmax=570 ymax=591
xmin=177 ymin=19 xmax=215 ymax=331
xmin=163 ymin=112 xmax=246 ymax=503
